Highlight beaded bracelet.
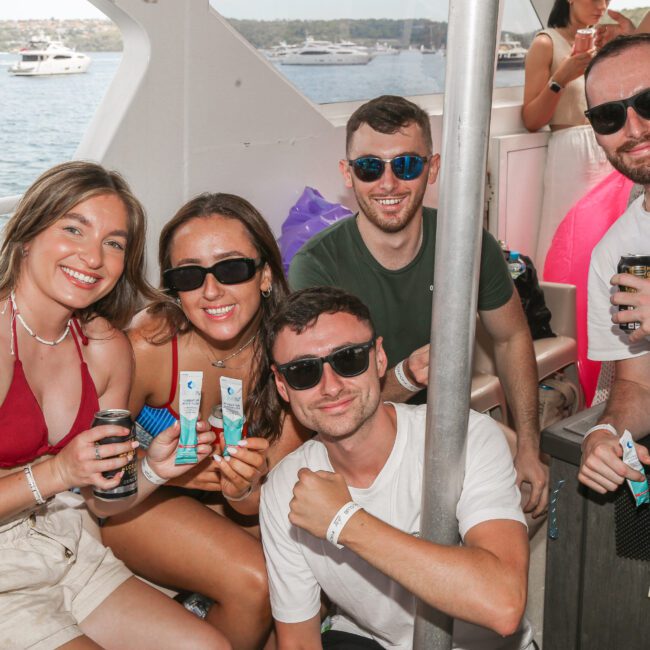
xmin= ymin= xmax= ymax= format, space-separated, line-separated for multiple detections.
xmin=23 ymin=465 xmax=46 ymax=505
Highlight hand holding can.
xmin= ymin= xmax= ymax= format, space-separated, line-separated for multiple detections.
xmin=91 ymin=409 xmax=138 ymax=500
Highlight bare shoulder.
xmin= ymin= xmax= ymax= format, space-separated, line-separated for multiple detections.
xmin=82 ymin=317 xmax=132 ymax=362
xmin=127 ymin=310 xmax=173 ymax=364
xmin=527 ymin=32 xmax=553 ymax=64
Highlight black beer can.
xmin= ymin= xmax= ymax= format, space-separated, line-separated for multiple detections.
xmin=617 ymin=255 xmax=650 ymax=332
xmin=91 ymin=409 xmax=138 ymax=500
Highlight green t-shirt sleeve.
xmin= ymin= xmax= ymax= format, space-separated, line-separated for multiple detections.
xmin=477 ymin=229 xmax=514 ymax=311
xmin=288 ymin=248 xmax=336 ymax=291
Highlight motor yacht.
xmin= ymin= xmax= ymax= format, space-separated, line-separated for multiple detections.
xmin=8 ymin=34 xmax=91 ymax=76
xmin=279 ymin=36 xmax=371 ymax=65
xmin=496 ymin=39 xmax=528 ymax=69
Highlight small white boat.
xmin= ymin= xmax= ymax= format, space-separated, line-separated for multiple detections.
xmin=9 ymin=35 xmax=91 ymax=76
xmin=280 ymin=37 xmax=371 ymax=66
xmin=373 ymin=42 xmax=400 ymax=56
xmin=496 ymin=40 xmax=527 ymax=69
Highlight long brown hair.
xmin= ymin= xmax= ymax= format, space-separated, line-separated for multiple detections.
xmin=0 ymin=160 xmax=154 ymax=329
xmin=147 ymin=192 xmax=289 ymax=442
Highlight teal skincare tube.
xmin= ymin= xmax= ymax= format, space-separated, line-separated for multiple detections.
xmin=220 ymin=376 xmax=244 ymax=456
xmin=175 ymin=371 xmax=203 ymax=465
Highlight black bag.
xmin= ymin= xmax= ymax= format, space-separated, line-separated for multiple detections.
xmin=513 ymin=253 xmax=556 ymax=340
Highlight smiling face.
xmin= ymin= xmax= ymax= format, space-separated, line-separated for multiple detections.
xmin=586 ymin=44 xmax=650 ymax=186
xmin=20 ymin=193 xmax=128 ymax=310
xmin=272 ymin=311 xmax=387 ymax=441
xmin=340 ymin=121 xmax=440 ymax=235
xmin=169 ymin=214 xmax=272 ymax=344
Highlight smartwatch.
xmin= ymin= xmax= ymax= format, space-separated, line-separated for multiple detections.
xmin=548 ymin=79 xmax=563 ymax=94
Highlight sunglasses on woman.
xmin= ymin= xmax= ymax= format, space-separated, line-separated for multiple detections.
xmin=275 ymin=338 xmax=376 ymax=390
xmin=348 ymin=155 xmax=430 ymax=183
xmin=163 ymin=257 xmax=264 ymax=292
xmin=585 ymin=88 xmax=650 ymax=135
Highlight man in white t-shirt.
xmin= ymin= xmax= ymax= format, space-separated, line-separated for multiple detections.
xmin=580 ymin=34 xmax=650 ymax=493
xmin=259 ymin=287 xmax=532 ymax=650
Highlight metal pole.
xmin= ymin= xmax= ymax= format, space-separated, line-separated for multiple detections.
xmin=413 ymin=1 xmax=501 ymax=648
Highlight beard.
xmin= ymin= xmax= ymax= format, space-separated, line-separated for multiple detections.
xmin=354 ymin=177 xmax=429 ymax=234
xmin=605 ymin=134 xmax=650 ymax=186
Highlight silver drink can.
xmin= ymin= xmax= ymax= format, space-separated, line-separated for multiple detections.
xmin=91 ymin=409 xmax=138 ymax=500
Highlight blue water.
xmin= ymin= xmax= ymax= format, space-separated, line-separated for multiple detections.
xmin=0 ymin=49 xmax=523 ymax=200
xmin=0 ymin=51 xmax=122 ymax=198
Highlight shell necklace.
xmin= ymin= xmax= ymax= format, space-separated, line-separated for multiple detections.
xmin=211 ymin=333 xmax=256 ymax=368
xmin=10 ymin=291 xmax=72 ymax=347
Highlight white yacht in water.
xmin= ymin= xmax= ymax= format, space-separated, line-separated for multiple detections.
xmin=9 ymin=34 xmax=91 ymax=76
xmin=279 ymin=36 xmax=371 ymax=65
xmin=496 ymin=39 xmax=528 ymax=69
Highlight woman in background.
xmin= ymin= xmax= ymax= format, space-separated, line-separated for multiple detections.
xmin=102 ymin=193 xmax=308 ymax=649
xmin=0 ymin=161 xmax=229 ymax=649
xmin=522 ymin=0 xmax=612 ymax=268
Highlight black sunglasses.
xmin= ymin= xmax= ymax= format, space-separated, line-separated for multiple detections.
xmin=163 ymin=257 xmax=264 ymax=292
xmin=585 ymin=88 xmax=650 ymax=135
xmin=348 ymin=155 xmax=430 ymax=183
xmin=275 ymin=338 xmax=376 ymax=390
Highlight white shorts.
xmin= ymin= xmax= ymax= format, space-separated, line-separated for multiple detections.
xmin=0 ymin=495 xmax=132 ymax=649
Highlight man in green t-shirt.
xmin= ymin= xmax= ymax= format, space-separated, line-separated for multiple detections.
xmin=289 ymin=95 xmax=548 ymax=517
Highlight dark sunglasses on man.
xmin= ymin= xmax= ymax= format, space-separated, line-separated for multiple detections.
xmin=275 ymin=338 xmax=376 ymax=391
xmin=163 ymin=257 xmax=264 ymax=292
xmin=347 ymin=154 xmax=430 ymax=183
xmin=585 ymin=88 xmax=650 ymax=135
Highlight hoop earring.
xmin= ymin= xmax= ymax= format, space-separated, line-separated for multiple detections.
xmin=261 ymin=286 xmax=272 ymax=299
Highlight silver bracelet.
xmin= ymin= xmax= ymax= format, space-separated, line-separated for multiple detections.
xmin=23 ymin=465 xmax=46 ymax=505
xmin=583 ymin=423 xmax=618 ymax=446
xmin=394 ymin=360 xmax=421 ymax=393
xmin=141 ymin=456 xmax=168 ymax=485
xmin=224 ymin=484 xmax=254 ymax=502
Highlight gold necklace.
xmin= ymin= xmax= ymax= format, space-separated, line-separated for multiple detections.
xmin=210 ymin=333 xmax=256 ymax=369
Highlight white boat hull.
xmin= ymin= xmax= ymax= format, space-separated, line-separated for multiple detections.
xmin=10 ymin=54 xmax=91 ymax=76
xmin=281 ymin=52 xmax=370 ymax=65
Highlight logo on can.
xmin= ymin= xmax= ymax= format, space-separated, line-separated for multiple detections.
xmin=617 ymin=255 xmax=650 ymax=332
xmin=91 ymin=409 xmax=138 ymax=500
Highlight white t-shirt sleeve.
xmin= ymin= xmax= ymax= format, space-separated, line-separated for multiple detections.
xmin=259 ymin=467 xmax=322 ymax=624
xmin=588 ymin=197 xmax=650 ymax=361
xmin=456 ymin=412 xmax=526 ymax=539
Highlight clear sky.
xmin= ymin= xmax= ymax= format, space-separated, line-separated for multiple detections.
xmin=0 ymin=0 xmax=647 ymax=21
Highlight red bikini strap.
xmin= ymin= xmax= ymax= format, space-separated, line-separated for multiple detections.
xmin=72 ymin=319 xmax=89 ymax=346
xmin=69 ymin=320 xmax=85 ymax=359
xmin=167 ymin=335 xmax=179 ymax=406
xmin=10 ymin=301 xmax=19 ymax=359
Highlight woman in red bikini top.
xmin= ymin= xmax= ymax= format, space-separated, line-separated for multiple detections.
xmin=102 ymin=193 xmax=310 ymax=648
xmin=0 ymin=161 xmax=230 ymax=648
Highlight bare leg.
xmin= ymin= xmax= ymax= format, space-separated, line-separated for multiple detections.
xmin=79 ymin=576 xmax=230 ymax=649
xmin=101 ymin=489 xmax=271 ymax=649
xmin=58 ymin=637 xmax=103 ymax=649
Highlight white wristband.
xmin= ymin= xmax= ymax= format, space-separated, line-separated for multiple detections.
xmin=326 ymin=501 xmax=362 ymax=549
xmin=395 ymin=360 xmax=421 ymax=393
xmin=23 ymin=465 xmax=46 ymax=505
xmin=141 ymin=456 xmax=168 ymax=485
xmin=583 ymin=423 xmax=618 ymax=446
